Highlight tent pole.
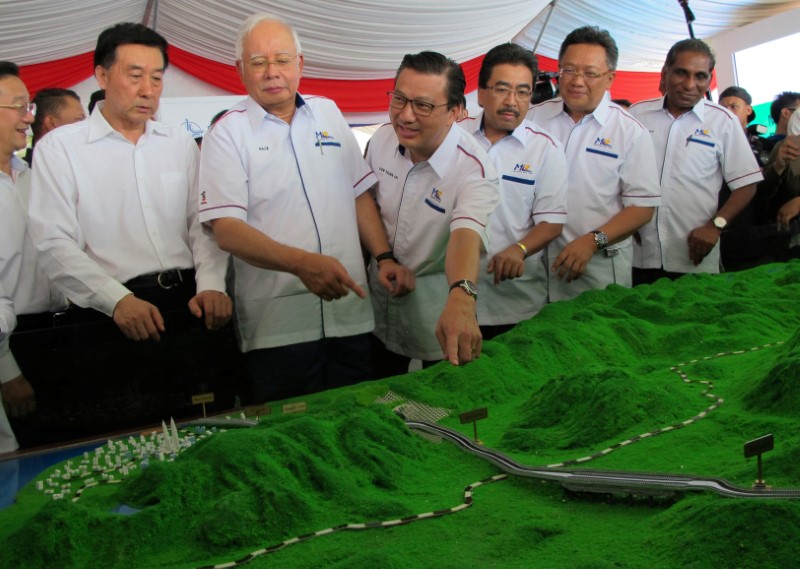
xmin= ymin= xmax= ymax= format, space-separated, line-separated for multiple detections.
xmin=142 ymin=0 xmax=160 ymax=30
xmin=532 ymin=0 xmax=559 ymax=54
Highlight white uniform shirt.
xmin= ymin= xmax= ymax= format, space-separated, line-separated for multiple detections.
xmin=199 ymin=95 xmax=377 ymax=352
xmin=462 ymin=113 xmax=568 ymax=325
xmin=0 ymin=157 xmax=64 ymax=453
xmin=527 ymin=94 xmax=660 ymax=300
xmin=629 ymin=97 xmax=764 ymax=273
xmin=366 ymin=123 xmax=500 ymax=360
xmin=1 ymin=156 xmax=66 ymax=381
xmin=28 ymin=106 xmax=228 ymax=316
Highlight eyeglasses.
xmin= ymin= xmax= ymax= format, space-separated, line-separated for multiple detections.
xmin=387 ymin=91 xmax=448 ymax=117
xmin=484 ymin=84 xmax=532 ymax=100
xmin=0 ymin=102 xmax=36 ymax=116
xmin=558 ymin=68 xmax=613 ymax=83
xmin=245 ymin=55 xmax=297 ymax=72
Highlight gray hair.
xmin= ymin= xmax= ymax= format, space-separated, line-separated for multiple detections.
xmin=235 ymin=13 xmax=303 ymax=61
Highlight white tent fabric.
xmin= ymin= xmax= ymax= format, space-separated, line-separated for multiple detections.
xmin=513 ymin=0 xmax=800 ymax=71
xmin=4 ymin=0 xmax=800 ymax=77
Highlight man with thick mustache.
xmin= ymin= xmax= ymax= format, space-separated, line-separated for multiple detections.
xmin=461 ymin=43 xmax=567 ymax=338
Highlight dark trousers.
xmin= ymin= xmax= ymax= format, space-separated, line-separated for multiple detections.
xmin=479 ymin=323 xmax=516 ymax=342
xmin=242 ymin=333 xmax=372 ymax=405
xmin=369 ymin=334 xmax=439 ymax=380
xmin=632 ymin=268 xmax=687 ymax=287
xmin=9 ymin=270 xmax=240 ymax=448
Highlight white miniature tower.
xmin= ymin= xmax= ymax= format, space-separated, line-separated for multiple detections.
xmin=161 ymin=420 xmax=171 ymax=453
xmin=169 ymin=418 xmax=180 ymax=452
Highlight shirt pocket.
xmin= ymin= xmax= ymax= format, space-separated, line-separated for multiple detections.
xmin=159 ymin=172 xmax=189 ymax=225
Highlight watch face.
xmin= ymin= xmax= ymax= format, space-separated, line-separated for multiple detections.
xmin=593 ymin=231 xmax=608 ymax=249
xmin=713 ymin=217 xmax=727 ymax=230
xmin=463 ymin=280 xmax=478 ymax=295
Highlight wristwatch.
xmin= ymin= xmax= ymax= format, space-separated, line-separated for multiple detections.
xmin=449 ymin=279 xmax=478 ymax=300
xmin=712 ymin=216 xmax=727 ymax=230
xmin=375 ymin=250 xmax=399 ymax=264
xmin=592 ymin=230 xmax=609 ymax=251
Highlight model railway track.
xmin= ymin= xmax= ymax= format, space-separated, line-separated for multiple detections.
xmin=404 ymin=417 xmax=800 ymax=500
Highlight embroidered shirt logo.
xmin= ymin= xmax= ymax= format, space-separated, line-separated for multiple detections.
xmin=513 ymin=163 xmax=533 ymax=174
xmin=594 ymin=137 xmax=613 ymax=149
xmin=200 ymin=190 xmax=208 ymax=205
xmin=693 ymin=128 xmax=711 ymax=138
xmin=424 ymin=187 xmax=446 ymax=213
xmin=315 ymin=130 xmax=341 ymax=148
xmin=586 ymin=136 xmax=619 ymax=158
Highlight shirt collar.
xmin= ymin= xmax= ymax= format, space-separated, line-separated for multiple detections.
xmin=87 ymin=102 xmax=166 ymax=143
xmin=10 ymin=153 xmax=28 ymax=176
xmin=662 ymin=95 xmax=706 ymax=121
xmin=398 ymin=123 xmax=461 ymax=179
xmin=474 ymin=111 xmax=527 ymax=146
xmin=246 ymin=92 xmax=309 ymax=130
xmin=560 ymin=91 xmax=612 ymax=126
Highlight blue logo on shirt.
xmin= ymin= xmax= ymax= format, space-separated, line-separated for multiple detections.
xmin=314 ymin=130 xmax=341 ymax=148
xmin=513 ymin=163 xmax=533 ymax=174
xmin=594 ymin=137 xmax=613 ymax=149
xmin=424 ymin=187 xmax=445 ymax=213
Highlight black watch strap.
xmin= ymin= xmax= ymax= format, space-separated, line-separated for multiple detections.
xmin=449 ymin=279 xmax=478 ymax=300
xmin=375 ymin=251 xmax=399 ymax=264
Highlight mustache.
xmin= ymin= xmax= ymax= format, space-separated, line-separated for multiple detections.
xmin=497 ymin=107 xmax=519 ymax=116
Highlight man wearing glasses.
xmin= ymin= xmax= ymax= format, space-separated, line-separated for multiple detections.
xmin=526 ymin=26 xmax=660 ymax=301
xmin=366 ymin=51 xmax=499 ymax=377
xmin=629 ymin=39 xmax=761 ymax=281
xmin=0 ymin=62 xmax=66 ymax=452
xmin=200 ymin=14 xmax=411 ymax=402
xmin=461 ymin=43 xmax=567 ymax=339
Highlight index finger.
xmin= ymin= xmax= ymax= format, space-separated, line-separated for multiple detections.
xmin=147 ymin=307 xmax=165 ymax=341
xmin=341 ymin=274 xmax=366 ymax=299
xmin=445 ymin=329 xmax=460 ymax=366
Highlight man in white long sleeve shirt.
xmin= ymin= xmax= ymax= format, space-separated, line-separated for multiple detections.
xmin=28 ymin=24 xmax=234 ymax=429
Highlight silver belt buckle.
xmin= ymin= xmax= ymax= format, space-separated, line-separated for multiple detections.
xmin=157 ymin=269 xmax=182 ymax=290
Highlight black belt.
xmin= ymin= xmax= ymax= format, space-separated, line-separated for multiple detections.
xmin=13 ymin=311 xmax=70 ymax=333
xmin=125 ymin=268 xmax=194 ymax=291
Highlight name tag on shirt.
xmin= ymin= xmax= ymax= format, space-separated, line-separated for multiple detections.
xmin=585 ymin=147 xmax=619 ymax=159
xmin=502 ymin=174 xmax=536 ymax=186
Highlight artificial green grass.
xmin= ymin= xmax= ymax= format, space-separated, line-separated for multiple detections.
xmin=1 ymin=262 xmax=799 ymax=568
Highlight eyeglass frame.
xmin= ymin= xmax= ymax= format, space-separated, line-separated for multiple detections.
xmin=387 ymin=91 xmax=449 ymax=117
xmin=558 ymin=67 xmax=614 ymax=83
xmin=243 ymin=54 xmax=298 ymax=72
xmin=483 ymin=84 xmax=533 ymax=100
xmin=0 ymin=102 xmax=36 ymax=116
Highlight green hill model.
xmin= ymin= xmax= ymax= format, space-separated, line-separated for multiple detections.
xmin=2 ymin=262 xmax=800 ymax=569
